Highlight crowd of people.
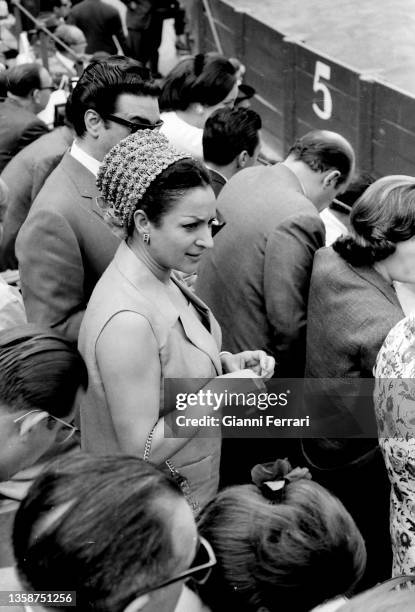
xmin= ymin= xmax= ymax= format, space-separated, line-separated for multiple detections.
xmin=0 ymin=6 xmax=414 ymax=610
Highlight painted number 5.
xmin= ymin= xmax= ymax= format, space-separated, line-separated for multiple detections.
xmin=312 ymin=60 xmax=332 ymax=120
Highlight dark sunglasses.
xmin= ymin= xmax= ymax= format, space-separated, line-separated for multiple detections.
xmin=135 ymin=536 xmax=216 ymax=598
xmin=39 ymin=85 xmax=57 ymax=92
xmin=104 ymin=113 xmax=164 ymax=133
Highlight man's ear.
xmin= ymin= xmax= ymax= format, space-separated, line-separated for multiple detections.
xmin=84 ymin=109 xmax=103 ymax=138
xmin=17 ymin=411 xmax=49 ymax=437
xmin=237 ymin=150 xmax=249 ymax=169
xmin=123 ymin=595 xmax=150 ymax=612
xmin=323 ymin=169 xmax=341 ymax=188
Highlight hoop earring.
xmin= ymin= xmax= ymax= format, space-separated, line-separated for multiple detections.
xmin=143 ymin=233 xmax=150 ymax=245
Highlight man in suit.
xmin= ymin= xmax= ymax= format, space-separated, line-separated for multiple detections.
xmin=16 ymin=57 xmax=161 ymax=342
xmin=0 ymin=123 xmax=74 ymax=271
xmin=202 ymin=106 xmax=262 ymax=197
xmin=197 ymin=130 xmax=355 ymax=378
xmin=0 ymin=64 xmax=51 ymax=173
xmin=196 ymin=130 xmax=355 ymax=486
xmin=68 ymin=0 xmax=128 ymax=54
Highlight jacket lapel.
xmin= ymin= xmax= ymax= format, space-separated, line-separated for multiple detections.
xmin=60 ymin=152 xmax=104 ymax=217
xmin=172 ymin=276 xmax=222 ymax=374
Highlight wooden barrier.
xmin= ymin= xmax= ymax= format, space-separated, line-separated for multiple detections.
xmin=198 ymin=0 xmax=415 ymax=177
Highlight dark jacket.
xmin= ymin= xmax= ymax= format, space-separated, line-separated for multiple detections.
xmin=303 ymin=246 xmax=404 ymax=468
xmin=0 ymin=98 xmax=49 ymax=173
xmin=0 ymin=126 xmax=74 ymax=271
xmin=69 ymin=0 xmax=129 ymax=54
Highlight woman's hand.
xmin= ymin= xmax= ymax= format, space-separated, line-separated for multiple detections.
xmin=220 ymin=350 xmax=275 ymax=378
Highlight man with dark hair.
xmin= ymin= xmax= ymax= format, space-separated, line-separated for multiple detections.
xmin=196 ymin=129 xmax=354 ymax=484
xmin=202 ymin=107 xmax=262 ymax=196
xmin=0 ymin=63 xmax=51 ymax=172
xmin=0 ymin=324 xmax=87 ymax=568
xmin=16 ymin=57 xmax=161 ymax=341
xmin=10 ymin=454 xmax=213 ymax=612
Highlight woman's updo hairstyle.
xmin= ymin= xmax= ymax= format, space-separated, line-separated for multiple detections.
xmin=197 ymin=459 xmax=366 ymax=612
xmin=333 ymin=175 xmax=415 ymax=266
xmin=159 ymin=52 xmax=237 ymax=112
xmin=97 ymin=130 xmax=211 ymax=239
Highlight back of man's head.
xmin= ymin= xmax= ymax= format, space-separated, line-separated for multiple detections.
xmin=54 ymin=24 xmax=85 ymax=54
xmin=6 ymin=63 xmax=42 ymax=99
xmin=66 ymin=56 xmax=161 ymax=137
xmin=0 ymin=324 xmax=87 ymax=420
xmin=203 ymin=107 xmax=262 ymax=168
xmin=287 ymin=129 xmax=354 ymax=188
xmin=13 ymin=454 xmax=191 ymax=612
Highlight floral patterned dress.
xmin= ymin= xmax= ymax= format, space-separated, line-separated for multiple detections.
xmin=374 ymin=314 xmax=415 ymax=575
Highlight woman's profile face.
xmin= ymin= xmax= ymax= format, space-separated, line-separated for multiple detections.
xmin=146 ymin=185 xmax=217 ymax=274
xmin=381 ymin=235 xmax=415 ymax=283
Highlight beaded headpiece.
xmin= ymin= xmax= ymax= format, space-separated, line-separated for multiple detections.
xmin=97 ymin=130 xmax=191 ymax=238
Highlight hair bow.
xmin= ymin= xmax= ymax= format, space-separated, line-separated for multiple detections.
xmin=251 ymin=458 xmax=311 ymax=503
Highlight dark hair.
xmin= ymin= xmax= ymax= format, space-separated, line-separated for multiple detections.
xmin=127 ymin=158 xmax=211 ymax=236
xmin=13 ymin=454 xmax=184 ymax=612
xmin=0 ymin=324 xmax=87 ymax=419
xmin=333 ymin=175 xmax=415 ymax=266
xmin=6 ymin=63 xmax=43 ymax=97
xmin=66 ymin=56 xmax=160 ymax=137
xmin=202 ymin=107 xmax=261 ymax=166
xmin=159 ymin=52 xmax=237 ymax=112
xmin=197 ymin=472 xmax=365 ymax=611
xmin=288 ymin=130 xmax=354 ymax=187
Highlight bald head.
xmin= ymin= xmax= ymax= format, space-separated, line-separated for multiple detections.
xmin=287 ymin=129 xmax=355 ymax=188
xmin=55 ymin=24 xmax=86 ymax=55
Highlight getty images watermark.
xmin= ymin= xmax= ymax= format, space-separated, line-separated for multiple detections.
xmin=174 ymin=388 xmax=309 ymax=429
xmin=163 ymin=377 xmax=389 ymax=438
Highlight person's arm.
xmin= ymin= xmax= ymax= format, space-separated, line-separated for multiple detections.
xmin=16 ymin=207 xmax=85 ymax=341
xmin=96 ymin=311 xmax=260 ymax=463
xmin=263 ymin=213 xmax=324 ymax=377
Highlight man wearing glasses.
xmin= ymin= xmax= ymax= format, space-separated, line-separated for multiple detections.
xmin=0 ymin=63 xmax=52 ymax=173
xmin=0 ymin=324 xmax=87 ymax=569
xmin=16 ymin=57 xmax=161 ymax=342
xmin=9 ymin=455 xmax=216 ymax=612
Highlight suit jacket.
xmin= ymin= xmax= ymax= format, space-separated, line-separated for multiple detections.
xmin=208 ymin=167 xmax=227 ymax=197
xmin=0 ymin=126 xmax=74 ymax=271
xmin=16 ymin=152 xmax=120 ymax=342
xmin=196 ymin=163 xmax=325 ymax=378
xmin=303 ymin=247 xmax=404 ymax=468
xmin=68 ymin=0 xmax=128 ymax=54
xmin=0 ymin=98 xmax=49 ymax=173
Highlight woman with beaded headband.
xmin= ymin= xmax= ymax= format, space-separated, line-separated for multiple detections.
xmin=78 ymin=130 xmax=274 ymax=508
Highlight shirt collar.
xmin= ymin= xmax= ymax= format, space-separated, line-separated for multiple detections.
xmin=206 ymin=165 xmax=228 ymax=183
xmin=70 ymin=140 xmax=101 ymax=177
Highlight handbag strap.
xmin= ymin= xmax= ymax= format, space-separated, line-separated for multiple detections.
xmin=143 ymin=426 xmax=201 ymax=515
